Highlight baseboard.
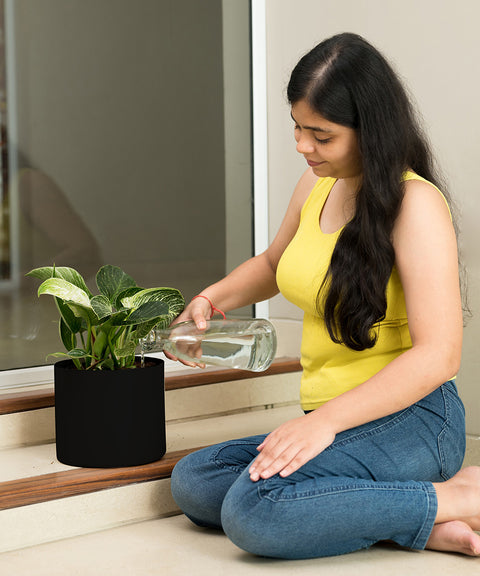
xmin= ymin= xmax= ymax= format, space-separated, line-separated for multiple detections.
xmin=465 ymin=434 xmax=480 ymax=467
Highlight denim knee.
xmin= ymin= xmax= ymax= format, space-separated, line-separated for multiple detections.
xmin=220 ymin=473 xmax=320 ymax=559
xmin=170 ymin=457 xmax=201 ymax=526
xmin=221 ymin=475 xmax=277 ymax=557
xmin=171 ymin=452 xmax=223 ymax=529
xmin=171 ymin=440 xmax=262 ymax=530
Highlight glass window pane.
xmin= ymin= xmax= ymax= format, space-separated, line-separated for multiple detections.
xmin=0 ymin=0 xmax=252 ymax=371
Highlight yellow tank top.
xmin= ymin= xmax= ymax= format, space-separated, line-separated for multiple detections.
xmin=276 ymin=171 xmax=447 ymax=411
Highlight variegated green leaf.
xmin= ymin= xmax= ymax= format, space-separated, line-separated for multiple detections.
xmin=114 ymin=342 xmax=136 ymax=358
xmin=38 ymin=278 xmax=91 ymax=308
xmin=115 ymin=286 xmax=143 ymax=310
xmin=108 ymin=309 xmax=131 ymax=326
xmin=152 ymin=314 xmax=176 ymax=330
xmin=96 ymin=265 xmax=136 ymax=304
xmin=59 ymin=318 xmax=76 ymax=351
xmin=65 ymin=301 xmax=99 ymax=326
xmin=27 ymin=266 xmax=92 ymax=297
xmin=48 ymin=349 xmax=91 ymax=359
xmin=90 ymin=295 xmax=113 ymax=320
xmin=122 ymin=301 xmax=169 ymax=325
xmin=123 ymin=287 xmax=185 ymax=327
xmin=127 ymin=287 xmax=183 ymax=307
xmin=26 ymin=266 xmax=57 ymax=282
xmin=133 ymin=316 xmax=169 ymax=338
xmin=56 ymin=297 xmax=83 ymax=334
xmin=67 ymin=348 xmax=92 ymax=358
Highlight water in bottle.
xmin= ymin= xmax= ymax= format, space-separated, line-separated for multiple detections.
xmin=140 ymin=318 xmax=277 ymax=372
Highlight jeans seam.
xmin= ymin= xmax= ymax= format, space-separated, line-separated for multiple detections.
xmin=410 ymin=483 xmax=437 ymax=549
xmin=437 ymin=384 xmax=450 ymax=481
xmin=326 ymin=405 xmax=417 ymax=450
xmin=259 ymin=481 xmax=431 ymax=503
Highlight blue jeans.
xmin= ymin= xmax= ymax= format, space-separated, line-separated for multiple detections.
xmin=171 ymin=381 xmax=465 ymax=559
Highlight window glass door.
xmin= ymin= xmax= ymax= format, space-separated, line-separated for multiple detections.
xmin=0 ymin=0 xmax=252 ymax=371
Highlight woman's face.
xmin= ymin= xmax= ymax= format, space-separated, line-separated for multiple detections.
xmin=291 ymin=100 xmax=362 ymax=180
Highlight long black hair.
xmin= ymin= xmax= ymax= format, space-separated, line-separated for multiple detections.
xmin=287 ymin=32 xmax=454 ymax=350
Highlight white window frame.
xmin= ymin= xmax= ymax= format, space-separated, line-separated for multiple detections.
xmin=0 ymin=0 xmax=19 ymax=292
xmin=251 ymin=0 xmax=270 ymax=320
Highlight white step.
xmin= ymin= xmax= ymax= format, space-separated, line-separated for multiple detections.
xmin=0 ymin=400 xmax=303 ymax=553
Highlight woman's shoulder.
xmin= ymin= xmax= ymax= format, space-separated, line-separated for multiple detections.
xmin=401 ymin=171 xmax=452 ymax=219
xmin=394 ymin=171 xmax=454 ymax=245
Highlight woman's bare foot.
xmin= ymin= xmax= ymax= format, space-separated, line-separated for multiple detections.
xmin=426 ymin=520 xmax=480 ymax=556
xmin=427 ymin=466 xmax=480 ymax=556
xmin=433 ymin=466 xmax=480 ymax=531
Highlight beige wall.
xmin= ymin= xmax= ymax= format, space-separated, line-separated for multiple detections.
xmin=264 ymin=0 xmax=480 ymax=434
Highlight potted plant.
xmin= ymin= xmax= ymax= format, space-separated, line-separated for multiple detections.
xmin=27 ymin=264 xmax=185 ymax=468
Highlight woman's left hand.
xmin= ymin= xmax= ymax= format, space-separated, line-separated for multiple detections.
xmin=248 ymin=411 xmax=336 ymax=481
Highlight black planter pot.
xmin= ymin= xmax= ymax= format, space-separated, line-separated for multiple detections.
xmin=54 ymin=357 xmax=166 ymax=468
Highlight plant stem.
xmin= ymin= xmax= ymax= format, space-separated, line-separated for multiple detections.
xmin=108 ymin=331 xmax=120 ymax=369
xmin=85 ymin=320 xmax=93 ymax=369
xmin=72 ymin=358 xmax=83 ymax=369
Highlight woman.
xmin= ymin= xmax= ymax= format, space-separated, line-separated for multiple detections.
xmin=170 ymin=33 xmax=480 ymax=559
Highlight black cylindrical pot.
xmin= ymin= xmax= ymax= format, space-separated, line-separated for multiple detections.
xmin=54 ymin=357 xmax=165 ymax=468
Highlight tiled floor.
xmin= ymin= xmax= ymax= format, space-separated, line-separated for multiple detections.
xmin=0 ymin=514 xmax=478 ymax=575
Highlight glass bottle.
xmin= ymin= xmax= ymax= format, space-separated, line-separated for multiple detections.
xmin=140 ymin=318 xmax=277 ymax=372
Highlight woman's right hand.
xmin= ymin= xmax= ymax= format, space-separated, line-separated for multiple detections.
xmin=163 ymin=295 xmax=213 ymax=367
xmin=172 ymin=295 xmax=213 ymax=329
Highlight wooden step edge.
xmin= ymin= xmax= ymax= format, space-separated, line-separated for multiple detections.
xmin=0 ymin=357 xmax=301 ymax=416
xmin=166 ymin=356 xmax=301 ymax=390
xmin=0 ymin=446 xmax=203 ymax=512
